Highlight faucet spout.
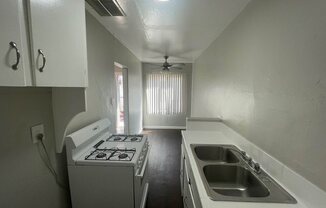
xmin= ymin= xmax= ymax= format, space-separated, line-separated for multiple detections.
xmin=231 ymin=148 xmax=251 ymax=161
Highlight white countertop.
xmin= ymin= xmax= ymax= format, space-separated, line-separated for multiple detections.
xmin=182 ymin=120 xmax=326 ymax=208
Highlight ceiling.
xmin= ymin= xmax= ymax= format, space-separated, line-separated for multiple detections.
xmin=86 ymin=0 xmax=250 ymax=63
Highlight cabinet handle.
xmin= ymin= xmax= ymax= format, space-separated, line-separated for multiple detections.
xmin=38 ymin=49 xmax=46 ymax=72
xmin=9 ymin=41 xmax=20 ymax=70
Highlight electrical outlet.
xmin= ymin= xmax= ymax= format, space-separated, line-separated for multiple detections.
xmin=31 ymin=124 xmax=45 ymax=144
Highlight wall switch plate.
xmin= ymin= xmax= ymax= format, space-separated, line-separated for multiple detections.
xmin=31 ymin=124 xmax=45 ymax=144
xmin=110 ymin=97 xmax=115 ymax=106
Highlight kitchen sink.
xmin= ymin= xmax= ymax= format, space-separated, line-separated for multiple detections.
xmin=194 ymin=146 xmax=239 ymax=163
xmin=203 ymin=165 xmax=269 ymax=197
xmin=190 ymin=144 xmax=297 ymax=203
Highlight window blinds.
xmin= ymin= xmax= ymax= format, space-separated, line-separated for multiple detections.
xmin=146 ymin=72 xmax=186 ymax=115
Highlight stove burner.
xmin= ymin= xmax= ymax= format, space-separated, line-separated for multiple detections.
xmin=85 ymin=148 xmax=136 ymax=161
xmin=113 ymin=137 xmax=122 ymax=141
xmin=96 ymin=152 xmax=107 ymax=158
xmin=107 ymin=134 xmax=144 ymax=142
xmin=118 ymin=153 xmax=128 ymax=159
xmin=130 ymin=137 xmax=138 ymax=141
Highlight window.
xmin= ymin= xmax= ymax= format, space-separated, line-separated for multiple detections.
xmin=146 ymin=72 xmax=186 ymax=115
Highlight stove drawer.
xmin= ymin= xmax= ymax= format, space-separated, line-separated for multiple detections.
xmin=135 ymin=145 xmax=150 ymax=208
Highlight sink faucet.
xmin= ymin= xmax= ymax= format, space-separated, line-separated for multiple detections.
xmin=231 ymin=148 xmax=262 ymax=174
xmin=249 ymin=159 xmax=261 ymax=174
xmin=253 ymin=162 xmax=261 ymax=174
xmin=231 ymin=149 xmax=251 ymax=162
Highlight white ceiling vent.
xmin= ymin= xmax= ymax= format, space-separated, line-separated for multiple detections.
xmin=86 ymin=0 xmax=126 ymax=16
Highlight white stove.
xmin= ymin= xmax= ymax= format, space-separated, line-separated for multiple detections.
xmin=65 ymin=119 xmax=150 ymax=208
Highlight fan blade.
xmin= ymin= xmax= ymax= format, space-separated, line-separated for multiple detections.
xmin=148 ymin=67 xmax=163 ymax=70
xmin=169 ymin=66 xmax=183 ymax=70
xmin=146 ymin=63 xmax=163 ymax=67
xmin=171 ymin=63 xmax=185 ymax=67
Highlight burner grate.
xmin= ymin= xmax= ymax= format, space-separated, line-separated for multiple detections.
xmin=106 ymin=134 xmax=127 ymax=142
xmin=124 ymin=135 xmax=143 ymax=142
xmin=85 ymin=148 xmax=136 ymax=161
xmin=106 ymin=134 xmax=144 ymax=142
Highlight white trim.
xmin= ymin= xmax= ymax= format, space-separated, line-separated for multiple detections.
xmin=190 ymin=61 xmax=195 ymax=116
xmin=186 ymin=117 xmax=222 ymax=122
xmin=144 ymin=126 xmax=186 ymax=130
xmin=122 ymin=67 xmax=129 ymax=134
xmin=114 ymin=62 xmax=129 ymax=134
xmin=114 ymin=61 xmax=125 ymax=69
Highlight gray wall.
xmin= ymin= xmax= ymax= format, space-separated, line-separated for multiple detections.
xmin=142 ymin=63 xmax=192 ymax=128
xmin=67 ymin=12 xmax=142 ymax=134
xmin=192 ymin=0 xmax=326 ymax=191
xmin=0 ymin=88 xmax=69 ymax=208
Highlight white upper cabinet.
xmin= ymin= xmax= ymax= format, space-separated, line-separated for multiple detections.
xmin=28 ymin=0 xmax=88 ymax=87
xmin=0 ymin=0 xmax=88 ymax=87
xmin=0 ymin=0 xmax=27 ymax=86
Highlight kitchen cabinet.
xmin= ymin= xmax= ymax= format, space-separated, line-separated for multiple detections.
xmin=28 ymin=0 xmax=88 ymax=87
xmin=0 ymin=0 xmax=27 ymax=86
xmin=180 ymin=143 xmax=185 ymax=196
xmin=183 ymin=156 xmax=195 ymax=208
xmin=0 ymin=0 xmax=88 ymax=87
xmin=181 ymin=142 xmax=202 ymax=208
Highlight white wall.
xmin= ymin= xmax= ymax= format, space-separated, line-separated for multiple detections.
xmin=0 ymin=88 xmax=69 ymax=208
xmin=192 ymin=0 xmax=326 ymax=191
xmin=67 ymin=12 xmax=142 ymax=134
xmin=142 ymin=63 xmax=192 ymax=128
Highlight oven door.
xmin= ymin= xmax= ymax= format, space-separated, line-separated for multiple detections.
xmin=134 ymin=146 xmax=150 ymax=208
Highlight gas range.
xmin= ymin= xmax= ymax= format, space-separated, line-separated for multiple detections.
xmin=65 ymin=119 xmax=150 ymax=208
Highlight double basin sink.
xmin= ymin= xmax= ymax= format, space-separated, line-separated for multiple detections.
xmin=191 ymin=144 xmax=297 ymax=203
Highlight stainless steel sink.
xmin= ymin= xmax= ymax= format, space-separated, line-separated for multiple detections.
xmin=203 ymin=165 xmax=269 ymax=197
xmin=190 ymin=144 xmax=297 ymax=203
xmin=194 ymin=146 xmax=239 ymax=163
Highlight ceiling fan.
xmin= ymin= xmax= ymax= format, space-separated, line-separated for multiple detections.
xmin=150 ymin=56 xmax=185 ymax=71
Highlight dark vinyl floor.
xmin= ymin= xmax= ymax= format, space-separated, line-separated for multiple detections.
xmin=144 ymin=129 xmax=184 ymax=208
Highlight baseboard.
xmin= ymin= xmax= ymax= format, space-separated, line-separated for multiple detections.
xmin=143 ymin=126 xmax=186 ymax=130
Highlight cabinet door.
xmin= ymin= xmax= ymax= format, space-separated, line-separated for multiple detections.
xmin=183 ymin=185 xmax=194 ymax=208
xmin=0 ymin=0 xmax=26 ymax=86
xmin=186 ymin=157 xmax=202 ymax=208
xmin=183 ymin=162 xmax=195 ymax=208
xmin=180 ymin=144 xmax=185 ymax=196
xmin=28 ymin=0 xmax=88 ymax=87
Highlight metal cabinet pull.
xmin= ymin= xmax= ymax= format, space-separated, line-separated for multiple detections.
xmin=9 ymin=41 xmax=20 ymax=70
xmin=38 ymin=49 xmax=46 ymax=72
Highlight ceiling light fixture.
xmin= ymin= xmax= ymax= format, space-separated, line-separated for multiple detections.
xmin=158 ymin=0 xmax=169 ymax=2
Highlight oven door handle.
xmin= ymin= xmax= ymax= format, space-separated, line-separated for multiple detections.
xmin=136 ymin=145 xmax=150 ymax=177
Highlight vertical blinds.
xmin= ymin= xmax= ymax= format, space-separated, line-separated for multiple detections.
xmin=146 ymin=72 xmax=186 ymax=115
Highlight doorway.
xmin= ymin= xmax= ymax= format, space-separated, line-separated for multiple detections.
xmin=114 ymin=62 xmax=129 ymax=134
